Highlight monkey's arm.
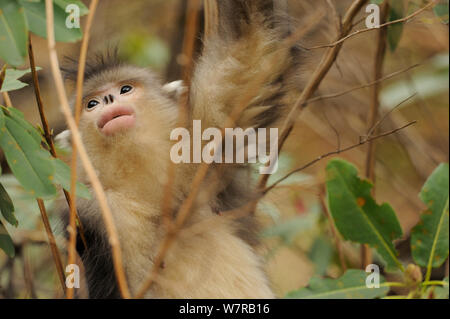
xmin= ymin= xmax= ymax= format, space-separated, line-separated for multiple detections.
xmin=190 ymin=0 xmax=302 ymax=130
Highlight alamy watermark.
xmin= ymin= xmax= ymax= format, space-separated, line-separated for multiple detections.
xmin=65 ymin=4 xmax=81 ymax=29
xmin=366 ymin=264 xmax=381 ymax=288
xmin=366 ymin=4 xmax=381 ymax=29
xmin=170 ymin=120 xmax=279 ymax=174
xmin=66 ymin=264 xmax=80 ymax=289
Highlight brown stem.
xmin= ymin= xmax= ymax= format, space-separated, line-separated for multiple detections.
xmin=36 ymin=198 xmax=66 ymax=294
xmin=44 ymin=0 xmax=130 ymax=298
xmin=306 ymin=64 xmax=420 ymax=106
xmin=28 ymin=36 xmax=88 ymax=252
xmin=181 ymin=0 xmax=202 ymax=86
xmin=66 ymin=0 xmax=99 ymax=299
xmin=256 ymin=0 xmax=368 ymax=195
xmin=2 ymin=81 xmax=67 ymax=295
xmin=361 ymin=1 xmax=390 ymax=269
xmin=306 ymin=1 xmax=437 ymax=50
xmin=264 ymin=121 xmax=417 ymax=194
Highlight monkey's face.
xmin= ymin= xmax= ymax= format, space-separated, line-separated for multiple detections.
xmin=76 ymin=66 xmax=179 ymax=163
xmin=82 ymin=82 xmax=138 ymax=137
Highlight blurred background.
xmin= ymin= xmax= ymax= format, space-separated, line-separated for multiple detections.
xmin=0 ymin=0 xmax=448 ymax=298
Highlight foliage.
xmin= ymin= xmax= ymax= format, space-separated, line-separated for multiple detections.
xmin=0 ymin=0 xmax=89 ymax=67
xmin=0 ymin=1 xmax=91 ymax=258
xmin=369 ymin=0 xmax=450 ymax=52
xmin=285 ymin=160 xmax=449 ymax=299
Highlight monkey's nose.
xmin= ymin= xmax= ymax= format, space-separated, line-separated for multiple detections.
xmin=103 ymin=94 xmax=115 ymax=104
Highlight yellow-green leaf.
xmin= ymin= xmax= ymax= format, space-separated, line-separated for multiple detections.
xmin=0 ymin=182 xmax=17 ymax=226
xmin=0 ymin=114 xmax=56 ymax=198
xmin=286 ymin=269 xmax=389 ymax=299
xmin=0 ymin=220 xmax=14 ymax=257
xmin=411 ymin=163 xmax=449 ymax=270
xmin=326 ymin=159 xmax=403 ymax=271
xmin=0 ymin=0 xmax=28 ymax=66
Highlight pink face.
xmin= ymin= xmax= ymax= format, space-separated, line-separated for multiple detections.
xmin=83 ymin=83 xmax=137 ymax=136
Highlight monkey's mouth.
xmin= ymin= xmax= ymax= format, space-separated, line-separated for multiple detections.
xmin=97 ymin=106 xmax=136 ymax=136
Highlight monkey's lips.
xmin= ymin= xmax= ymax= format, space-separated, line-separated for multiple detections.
xmin=97 ymin=106 xmax=136 ymax=136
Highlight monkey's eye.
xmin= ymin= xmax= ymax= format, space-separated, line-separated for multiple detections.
xmin=120 ymin=85 xmax=133 ymax=95
xmin=86 ymin=100 xmax=100 ymax=110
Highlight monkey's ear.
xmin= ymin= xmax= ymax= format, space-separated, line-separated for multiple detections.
xmin=55 ymin=129 xmax=72 ymax=152
xmin=162 ymin=80 xmax=186 ymax=102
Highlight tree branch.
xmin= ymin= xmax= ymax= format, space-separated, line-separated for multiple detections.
xmin=44 ymin=0 xmax=130 ymax=298
xmin=66 ymin=0 xmax=99 ymax=300
xmin=306 ymin=1 xmax=437 ymax=50
xmin=256 ymin=0 xmax=369 ymax=203
xmin=264 ymin=121 xmax=417 ymax=194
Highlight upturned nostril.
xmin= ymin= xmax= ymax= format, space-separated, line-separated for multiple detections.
xmin=109 ymin=94 xmax=114 ymax=103
xmin=104 ymin=96 xmax=109 ymax=104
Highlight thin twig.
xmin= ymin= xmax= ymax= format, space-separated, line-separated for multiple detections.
xmin=66 ymin=0 xmax=99 ymax=300
xmin=36 ymin=198 xmax=66 ymax=294
xmin=306 ymin=64 xmax=420 ymax=106
xmin=204 ymin=0 xmax=219 ymax=38
xmin=0 ymin=64 xmax=6 ymax=90
xmin=305 ymin=1 xmax=437 ymax=50
xmin=21 ymin=245 xmax=37 ymax=298
xmin=181 ymin=0 xmax=202 ymax=85
xmin=256 ymin=0 xmax=369 ymax=201
xmin=44 ymin=0 xmax=130 ymax=298
xmin=161 ymin=0 xmax=203 ymax=240
xmin=28 ymin=35 xmax=88 ymax=251
xmin=2 ymin=87 xmax=67 ymax=295
xmin=264 ymin=121 xmax=417 ymax=194
xmin=361 ymin=1 xmax=389 ymax=270
xmin=1 ymin=91 xmax=12 ymax=108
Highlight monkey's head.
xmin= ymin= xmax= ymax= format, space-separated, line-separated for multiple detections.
xmin=80 ymin=64 xmax=179 ymax=140
xmin=59 ymin=55 xmax=185 ymax=181
xmin=61 ymin=56 xmax=185 ymax=162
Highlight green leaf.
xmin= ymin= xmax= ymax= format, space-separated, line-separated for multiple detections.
xmin=20 ymin=0 xmax=83 ymax=43
xmin=411 ymin=163 xmax=449 ymax=270
xmin=0 ymin=220 xmax=14 ymax=257
xmin=434 ymin=0 xmax=449 ymax=24
xmin=326 ymin=159 xmax=403 ymax=271
xmin=286 ymin=269 xmax=389 ymax=299
xmin=432 ymin=277 xmax=449 ymax=299
xmin=3 ymin=106 xmax=44 ymax=145
xmin=0 ymin=112 xmax=56 ymax=198
xmin=0 ymin=67 xmax=41 ymax=93
xmin=308 ymin=236 xmax=333 ymax=275
xmin=0 ymin=182 xmax=17 ymax=226
xmin=0 ymin=0 xmax=28 ymax=66
xmin=53 ymin=0 xmax=88 ymax=15
xmin=52 ymin=157 xmax=91 ymax=199
xmin=387 ymin=1 xmax=405 ymax=52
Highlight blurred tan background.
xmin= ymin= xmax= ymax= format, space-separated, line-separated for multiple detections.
xmin=0 ymin=0 xmax=448 ymax=298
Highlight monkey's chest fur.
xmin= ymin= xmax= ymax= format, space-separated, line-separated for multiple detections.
xmin=69 ymin=173 xmax=273 ymax=299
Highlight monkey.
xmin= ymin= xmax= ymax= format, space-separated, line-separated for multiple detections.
xmin=58 ymin=0 xmax=304 ymax=298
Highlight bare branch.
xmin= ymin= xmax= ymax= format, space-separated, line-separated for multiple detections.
xmin=256 ymin=0 xmax=369 ymax=200
xmin=44 ymin=0 xmax=131 ymax=298
xmin=264 ymin=121 xmax=417 ymax=194
xmin=28 ymin=37 xmax=87 ymax=252
xmin=36 ymin=199 xmax=67 ymax=294
xmin=361 ymin=1 xmax=390 ymax=269
xmin=306 ymin=64 xmax=420 ymax=106
xmin=306 ymin=1 xmax=437 ymax=50
xmin=66 ymin=0 xmax=99 ymax=300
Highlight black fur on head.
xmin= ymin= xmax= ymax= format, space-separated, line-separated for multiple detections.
xmin=61 ymin=46 xmax=123 ymax=83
